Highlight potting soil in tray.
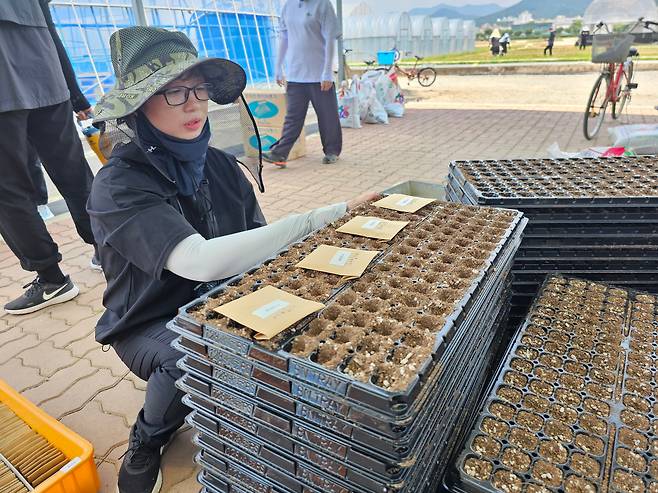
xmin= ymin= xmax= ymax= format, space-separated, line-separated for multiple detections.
xmin=448 ymin=275 xmax=658 ymax=493
xmin=447 ymin=156 xmax=658 ymax=324
xmin=173 ymin=198 xmax=526 ymax=493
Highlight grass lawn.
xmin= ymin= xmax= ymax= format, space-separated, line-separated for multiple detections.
xmin=400 ymin=37 xmax=658 ymax=65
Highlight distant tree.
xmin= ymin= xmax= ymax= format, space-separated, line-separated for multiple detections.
xmin=525 ymin=28 xmax=534 ymax=36
xmin=570 ymin=20 xmax=583 ymax=34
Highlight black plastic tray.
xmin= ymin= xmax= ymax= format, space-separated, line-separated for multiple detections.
xmin=172 ymin=214 xmax=526 ymax=421
xmin=195 ymin=438 xmax=320 ymax=493
xmin=515 ymin=245 xmax=658 ymax=259
xmin=176 ymin=283 xmax=509 ymax=467
xmin=190 ymin=410 xmax=390 ymax=493
xmin=513 ymin=257 xmax=658 ymax=271
xmin=188 ymin=303 xmax=508 ymax=493
xmin=170 ymin=245 xmax=517 ymax=440
xmin=176 ymin=281 xmax=512 ymax=480
xmin=448 ymin=158 xmax=658 ymax=208
xmin=445 ymin=274 xmax=658 ymax=493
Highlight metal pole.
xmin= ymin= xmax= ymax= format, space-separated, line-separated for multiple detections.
xmin=336 ymin=0 xmax=345 ymax=83
xmin=131 ymin=0 xmax=148 ymax=26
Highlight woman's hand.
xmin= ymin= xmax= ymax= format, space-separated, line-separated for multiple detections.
xmin=347 ymin=191 xmax=381 ymax=211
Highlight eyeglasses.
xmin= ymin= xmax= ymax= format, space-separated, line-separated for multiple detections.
xmin=156 ymin=83 xmax=212 ymax=106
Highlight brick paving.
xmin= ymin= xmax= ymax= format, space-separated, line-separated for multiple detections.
xmin=1 ymin=98 xmax=658 ymax=492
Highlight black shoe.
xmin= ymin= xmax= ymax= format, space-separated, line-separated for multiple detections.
xmin=262 ymin=150 xmax=287 ymax=167
xmin=322 ymin=154 xmax=339 ymax=164
xmin=117 ymin=427 xmax=163 ymax=493
xmin=90 ymin=253 xmax=103 ymax=271
xmin=4 ymin=276 xmax=79 ymax=315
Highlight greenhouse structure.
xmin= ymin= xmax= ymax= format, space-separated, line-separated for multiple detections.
xmin=583 ymin=0 xmax=658 ymax=26
xmin=49 ymin=0 xmax=282 ymax=104
xmin=410 ymin=15 xmax=434 ymax=58
xmin=462 ymin=20 xmax=476 ymax=52
xmin=343 ymin=13 xmax=474 ymax=62
xmin=449 ymin=19 xmax=465 ymax=54
xmin=342 ymin=12 xmax=413 ymax=62
xmin=431 ymin=17 xmax=451 ymax=55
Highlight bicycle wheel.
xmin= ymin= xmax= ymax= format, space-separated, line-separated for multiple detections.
xmin=417 ymin=67 xmax=437 ymax=87
xmin=613 ymin=62 xmax=633 ymax=118
xmin=583 ymin=73 xmax=610 ymax=140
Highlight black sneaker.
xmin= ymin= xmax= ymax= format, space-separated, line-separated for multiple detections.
xmin=4 ymin=276 xmax=79 ymax=315
xmin=117 ymin=427 xmax=163 ymax=493
xmin=90 ymin=253 xmax=103 ymax=271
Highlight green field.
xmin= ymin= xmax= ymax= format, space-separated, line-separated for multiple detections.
xmin=399 ymin=38 xmax=658 ymax=65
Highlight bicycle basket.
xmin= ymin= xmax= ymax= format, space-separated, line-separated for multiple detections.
xmin=591 ymin=33 xmax=634 ymax=63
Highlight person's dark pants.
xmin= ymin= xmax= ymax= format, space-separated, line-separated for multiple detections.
xmin=27 ymin=146 xmax=49 ymax=206
xmin=0 ymin=100 xmax=94 ymax=273
xmin=271 ymin=82 xmax=342 ymax=159
xmin=544 ymin=44 xmax=553 ymax=56
xmin=112 ymin=321 xmax=188 ymax=448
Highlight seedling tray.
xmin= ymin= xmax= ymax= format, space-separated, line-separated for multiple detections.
xmin=447 ymin=275 xmax=658 ymax=493
xmin=173 ymin=211 xmax=525 ymax=419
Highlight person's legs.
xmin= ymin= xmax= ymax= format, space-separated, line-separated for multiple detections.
xmin=113 ymin=322 xmax=188 ymax=447
xmin=309 ymin=82 xmax=342 ymax=159
xmin=269 ymin=82 xmax=311 ymax=160
xmin=28 ymin=100 xmax=95 ymax=246
xmin=112 ymin=320 xmax=187 ymax=493
xmin=27 ymin=146 xmax=49 ymax=206
xmin=0 ymin=109 xmax=63 ymax=274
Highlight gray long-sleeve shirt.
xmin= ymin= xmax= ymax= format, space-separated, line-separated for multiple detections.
xmin=275 ymin=0 xmax=340 ymax=83
xmin=0 ymin=0 xmax=69 ymax=112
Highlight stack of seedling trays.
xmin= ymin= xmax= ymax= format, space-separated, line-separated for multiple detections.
xmin=169 ymin=198 xmax=528 ymax=493
xmin=445 ymin=156 xmax=658 ymax=326
xmin=445 ymin=274 xmax=658 ymax=493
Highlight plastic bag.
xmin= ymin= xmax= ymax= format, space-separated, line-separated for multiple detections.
xmin=377 ymin=69 xmax=405 ymax=118
xmin=355 ymin=76 xmax=387 ymax=124
xmin=547 ymin=142 xmax=634 ymax=159
xmin=363 ymin=94 xmax=389 ymax=124
xmin=609 ymin=124 xmax=658 ymax=155
xmin=337 ymin=80 xmax=361 ymax=129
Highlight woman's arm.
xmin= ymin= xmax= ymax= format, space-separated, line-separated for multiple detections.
xmin=165 ymin=203 xmax=347 ymax=282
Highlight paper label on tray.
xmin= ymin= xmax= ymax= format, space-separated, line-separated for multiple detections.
xmin=296 ymin=245 xmax=380 ymax=277
xmin=329 ymin=251 xmax=351 ymax=266
xmin=252 ymin=299 xmax=289 ymax=319
xmin=215 ymin=285 xmax=324 ymax=340
xmin=361 ymin=219 xmax=381 ymax=230
xmin=335 ymin=216 xmax=408 ymax=240
xmin=373 ymin=193 xmax=436 ymax=213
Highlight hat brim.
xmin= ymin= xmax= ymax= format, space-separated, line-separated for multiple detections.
xmin=93 ymin=57 xmax=246 ymax=123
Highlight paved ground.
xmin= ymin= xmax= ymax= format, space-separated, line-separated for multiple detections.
xmin=1 ymin=75 xmax=658 ymax=492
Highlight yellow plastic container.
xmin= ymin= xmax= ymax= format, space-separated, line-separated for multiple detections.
xmin=0 ymin=379 xmax=100 ymax=493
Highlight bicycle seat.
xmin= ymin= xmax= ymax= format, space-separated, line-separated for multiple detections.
xmin=415 ymin=55 xmax=423 ymax=60
xmin=629 ymin=47 xmax=639 ymax=57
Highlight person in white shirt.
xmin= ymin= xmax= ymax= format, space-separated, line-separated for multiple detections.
xmin=263 ymin=0 xmax=342 ymax=167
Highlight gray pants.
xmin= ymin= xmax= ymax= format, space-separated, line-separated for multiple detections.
xmin=272 ymin=82 xmax=342 ymax=159
xmin=112 ymin=320 xmax=188 ymax=448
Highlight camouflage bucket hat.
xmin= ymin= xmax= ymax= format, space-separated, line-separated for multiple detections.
xmin=94 ymin=26 xmax=247 ymax=122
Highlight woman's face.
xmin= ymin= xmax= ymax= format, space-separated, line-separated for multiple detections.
xmin=142 ymin=72 xmax=209 ymax=140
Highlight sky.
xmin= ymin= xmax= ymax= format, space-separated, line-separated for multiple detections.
xmin=340 ymin=0 xmax=520 ymax=15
